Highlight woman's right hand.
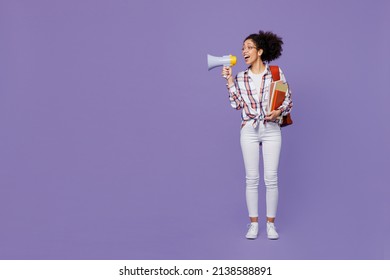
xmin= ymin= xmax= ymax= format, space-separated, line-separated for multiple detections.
xmin=222 ymin=66 xmax=234 ymax=85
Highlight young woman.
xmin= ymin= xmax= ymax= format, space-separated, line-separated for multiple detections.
xmin=222 ymin=30 xmax=293 ymax=240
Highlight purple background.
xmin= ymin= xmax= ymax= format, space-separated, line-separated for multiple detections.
xmin=0 ymin=0 xmax=389 ymax=259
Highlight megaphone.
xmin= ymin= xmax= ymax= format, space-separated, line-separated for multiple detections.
xmin=207 ymin=54 xmax=237 ymax=71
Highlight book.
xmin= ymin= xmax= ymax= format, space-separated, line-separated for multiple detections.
xmin=268 ymin=81 xmax=288 ymax=114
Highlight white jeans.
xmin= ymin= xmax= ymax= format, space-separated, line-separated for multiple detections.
xmin=240 ymin=120 xmax=282 ymax=218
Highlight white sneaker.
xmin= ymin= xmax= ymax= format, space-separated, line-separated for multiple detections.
xmin=266 ymin=222 xmax=279 ymax=240
xmin=246 ymin=222 xmax=259 ymax=239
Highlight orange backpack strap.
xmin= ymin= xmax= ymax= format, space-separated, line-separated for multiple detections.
xmin=269 ymin=65 xmax=280 ymax=81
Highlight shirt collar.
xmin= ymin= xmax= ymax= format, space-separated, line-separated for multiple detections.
xmin=244 ymin=63 xmax=271 ymax=76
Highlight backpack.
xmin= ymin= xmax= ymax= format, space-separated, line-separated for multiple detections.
xmin=270 ymin=65 xmax=293 ymax=127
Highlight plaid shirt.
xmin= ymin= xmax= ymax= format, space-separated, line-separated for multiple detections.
xmin=227 ymin=64 xmax=293 ymax=128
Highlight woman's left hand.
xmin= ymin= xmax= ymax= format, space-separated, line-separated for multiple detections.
xmin=265 ymin=109 xmax=282 ymax=121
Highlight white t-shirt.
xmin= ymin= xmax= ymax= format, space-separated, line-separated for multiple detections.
xmin=248 ymin=68 xmax=267 ymax=95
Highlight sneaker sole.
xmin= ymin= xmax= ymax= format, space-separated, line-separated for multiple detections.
xmin=246 ymin=235 xmax=258 ymax=239
xmin=267 ymin=235 xmax=279 ymax=240
xmin=246 ymin=237 xmax=257 ymax=240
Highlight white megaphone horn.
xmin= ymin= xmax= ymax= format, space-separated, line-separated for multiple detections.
xmin=207 ymin=54 xmax=237 ymax=71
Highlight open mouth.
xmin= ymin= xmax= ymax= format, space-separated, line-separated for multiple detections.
xmin=244 ymin=55 xmax=250 ymax=60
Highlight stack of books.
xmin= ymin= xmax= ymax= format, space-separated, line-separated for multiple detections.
xmin=268 ymin=81 xmax=288 ymax=120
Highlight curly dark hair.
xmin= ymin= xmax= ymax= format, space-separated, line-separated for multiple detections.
xmin=244 ymin=31 xmax=283 ymax=62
